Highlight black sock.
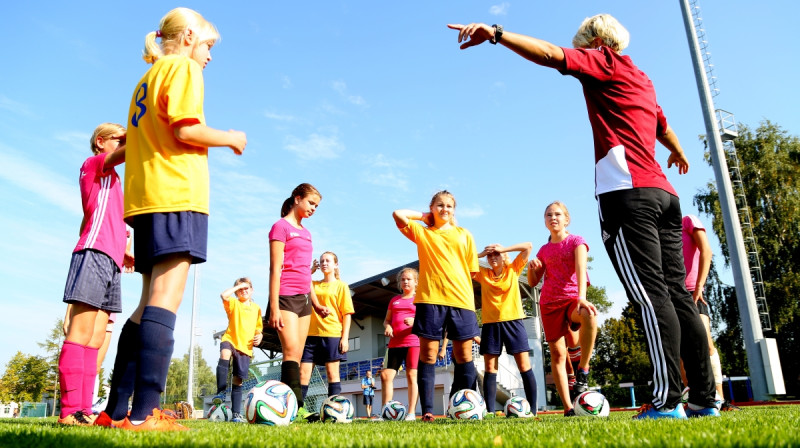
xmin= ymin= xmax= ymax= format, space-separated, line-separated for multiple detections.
xmin=418 ymin=361 xmax=435 ymax=415
xmin=130 ymin=307 xmax=176 ymax=421
xmin=328 ymin=382 xmax=341 ymax=396
xmin=216 ymin=359 xmax=228 ymax=394
xmin=106 ymin=320 xmax=140 ymax=421
xmin=281 ymin=361 xmax=302 ymax=407
xmin=521 ymin=369 xmax=538 ymax=415
xmin=301 ymin=384 xmax=309 ymax=400
xmin=231 ymin=384 xmax=242 ymax=415
xmin=451 ymin=361 xmax=477 ymax=397
xmin=483 ymin=372 xmax=498 ymax=412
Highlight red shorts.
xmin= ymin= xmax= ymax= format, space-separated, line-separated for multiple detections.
xmin=540 ymin=299 xmax=581 ymax=342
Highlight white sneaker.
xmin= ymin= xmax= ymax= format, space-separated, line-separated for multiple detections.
xmin=404 ymin=413 xmax=416 ymax=421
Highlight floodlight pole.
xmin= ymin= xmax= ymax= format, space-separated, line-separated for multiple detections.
xmin=679 ymin=0 xmax=780 ymax=400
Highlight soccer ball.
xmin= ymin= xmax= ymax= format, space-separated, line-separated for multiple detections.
xmin=504 ymin=396 xmax=533 ymax=418
xmin=206 ymin=403 xmax=233 ymax=422
xmin=244 ymin=380 xmax=298 ymax=426
xmin=681 ymin=386 xmax=690 ymax=404
xmin=573 ymin=391 xmax=610 ymax=417
xmin=320 ymin=395 xmax=354 ymax=423
xmin=447 ymin=389 xmax=486 ymax=420
xmin=380 ymin=401 xmax=407 ymax=421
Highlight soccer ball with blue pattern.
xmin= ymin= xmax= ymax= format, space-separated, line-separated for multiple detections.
xmin=573 ymin=391 xmax=610 ymax=417
xmin=320 ymin=395 xmax=354 ymax=423
xmin=380 ymin=401 xmax=407 ymax=421
xmin=244 ymin=380 xmax=298 ymax=426
xmin=447 ymin=389 xmax=486 ymax=420
xmin=504 ymin=396 xmax=533 ymax=418
xmin=206 ymin=403 xmax=233 ymax=421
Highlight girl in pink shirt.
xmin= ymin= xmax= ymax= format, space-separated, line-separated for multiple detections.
xmin=380 ymin=267 xmax=420 ymax=420
xmin=528 ymin=201 xmax=597 ymax=416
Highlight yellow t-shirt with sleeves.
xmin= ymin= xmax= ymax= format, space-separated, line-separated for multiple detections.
xmin=124 ymin=54 xmax=209 ymax=219
xmin=309 ymin=279 xmax=354 ymax=337
xmin=476 ymin=255 xmax=527 ymax=324
xmin=221 ymin=298 xmax=263 ymax=357
xmin=400 ymin=220 xmax=479 ymax=311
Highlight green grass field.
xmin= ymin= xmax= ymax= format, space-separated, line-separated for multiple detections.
xmin=1 ymin=406 xmax=799 ymax=448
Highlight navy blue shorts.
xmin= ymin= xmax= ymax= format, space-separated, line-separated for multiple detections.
xmin=479 ymin=319 xmax=531 ymax=355
xmin=412 ymin=303 xmax=479 ymax=341
xmin=62 ymin=249 xmax=122 ymax=313
xmin=363 ymin=394 xmax=373 ymax=405
xmin=130 ymin=211 xmax=208 ymax=274
xmin=220 ymin=341 xmax=251 ymax=380
xmin=301 ymin=336 xmax=346 ymax=364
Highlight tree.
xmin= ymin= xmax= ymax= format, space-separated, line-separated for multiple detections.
xmin=694 ymin=120 xmax=800 ymax=397
xmin=164 ymin=346 xmax=217 ymax=410
xmin=0 ymin=352 xmax=50 ymax=402
xmin=37 ymin=319 xmax=65 ymax=415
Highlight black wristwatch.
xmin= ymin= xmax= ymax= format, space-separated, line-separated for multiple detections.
xmin=491 ymin=24 xmax=503 ymax=45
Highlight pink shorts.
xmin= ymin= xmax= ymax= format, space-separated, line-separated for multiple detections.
xmin=540 ymin=299 xmax=581 ymax=342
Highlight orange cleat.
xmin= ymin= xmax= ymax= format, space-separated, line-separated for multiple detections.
xmin=94 ymin=411 xmax=125 ymax=428
xmin=57 ymin=410 xmax=94 ymax=426
xmin=118 ymin=409 xmax=190 ymax=431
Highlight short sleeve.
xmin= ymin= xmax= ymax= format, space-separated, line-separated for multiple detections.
xmin=255 ymin=306 xmax=264 ymax=333
xmin=339 ymin=282 xmax=355 ymax=315
xmin=465 ymin=230 xmax=479 ymax=273
xmin=268 ymin=220 xmax=287 ymax=243
xmin=399 ymin=220 xmax=422 ymax=243
xmin=510 ymin=253 xmax=527 ymax=274
xmin=561 ymin=47 xmax=614 ymax=82
xmin=165 ymin=58 xmax=204 ymax=126
xmin=655 ymin=104 xmax=668 ymax=137
xmin=82 ymin=153 xmax=106 ymax=177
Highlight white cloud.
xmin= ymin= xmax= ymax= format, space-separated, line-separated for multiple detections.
xmin=0 ymin=95 xmax=35 ymax=118
xmin=360 ymin=154 xmax=411 ymax=191
xmin=281 ymin=75 xmax=293 ymax=89
xmin=284 ymin=132 xmax=345 ymax=160
xmin=264 ymin=111 xmax=297 ymax=122
xmin=55 ymin=130 xmax=90 ymax=155
xmin=457 ymin=205 xmax=485 ymax=219
xmin=332 ymin=81 xmax=368 ymax=107
xmin=489 ymin=2 xmax=510 ymax=15
xmin=0 ymin=145 xmax=80 ymax=216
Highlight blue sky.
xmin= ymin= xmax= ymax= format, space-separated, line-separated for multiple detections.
xmin=1 ymin=1 xmax=798 ymax=376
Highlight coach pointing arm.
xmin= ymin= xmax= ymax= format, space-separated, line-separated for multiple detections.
xmin=447 ymin=23 xmax=566 ymax=69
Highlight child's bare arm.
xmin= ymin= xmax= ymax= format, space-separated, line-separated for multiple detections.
xmin=220 ymin=283 xmax=247 ymax=301
xmin=392 ymin=209 xmax=428 ymax=228
xmin=103 ymin=145 xmax=126 ymax=171
xmin=527 ymin=258 xmax=544 ymax=286
xmin=173 ymin=122 xmax=247 ymax=155
xmin=340 ymin=314 xmax=352 ymax=354
xmin=268 ymin=240 xmax=284 ymax=329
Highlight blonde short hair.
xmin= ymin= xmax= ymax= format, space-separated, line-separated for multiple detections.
xmin=143 ymin=8 xmax=220 ymax=64
xmin=572 ymin=14 xmax=630 ymax=53
xmin=90 ymin=123 xmax=125 ymax=155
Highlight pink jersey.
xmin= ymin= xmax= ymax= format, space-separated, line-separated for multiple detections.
xmin=387 ymin=295 xmax=419 ymax=348
xmin=561 ymin=46 xmax=677 ymax=197
xmin=682 ymin=215 xmax=705 ymax=292
xmin=536 ymin=234 xmax=590 ymax=305
xmin=269 ymin=218 xmax=313 ymax=296
xmin=73 ymin=153 xmax=127 ymax=269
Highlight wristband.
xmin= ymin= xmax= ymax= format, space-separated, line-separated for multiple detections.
xmin=491 ymin=24 xmax=503 ymax=44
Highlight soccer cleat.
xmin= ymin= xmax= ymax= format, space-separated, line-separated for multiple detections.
xmin=118 ymin=408 xmax=190 ymax=431
xmin=57 ymin=410 xmax=95 ymax=426
xmin=633 ymin=403 xmax=688 ymax=420
xmin=295 ymin=406 xmax=311 ymax=421
xmin=421 ymin=413 xmax=435 ymax=422
xmin=94 ymin=411 xmax=126 ymax=428
xmin=483 ymin=412 xmax=496 ymax=420
xmin=404 ymin=413 xmax=416 ymax=421
xmin=574 ymin=369 xmax=589 ymax=395
xmin=685 ymin=405 xmax=721 ymax=418
xmin=720 ymin=401 xmax=741 ymax=412
xmin=564 ymin=408 xmax=576 ymax=417
xmin=212 ymin=394 xmax=225 ymax=405
xmin=231 ymin=413 xmax=246 ymax=423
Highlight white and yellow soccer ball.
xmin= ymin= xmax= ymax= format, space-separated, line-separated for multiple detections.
xmin=504 ymin=396 xmax=534 ymax=418
xmin=206 ymin=403 xmax=233 ymax=421
xmin=447 ymin=389 xmax=486 ymax=420
xmin=380 ymin=401 xmax=407 ymax=421
xmin=573 ymin=391 xmax=610 ymax=417
xmin=320 ymin=395 xmax=355 ymax=423
xmin=244 ymin=380 xmax=298 ymax=426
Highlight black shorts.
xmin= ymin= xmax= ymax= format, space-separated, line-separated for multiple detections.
xmin=220 ymin=341 xmax=251 ymax=380
xmin=130 ymin=211 xmax=208 ymax=273
xmin=385 ymin=346 xmax=420 ymax=371
xmin=695 ymin=298 xmax=710 ymax=317
xmin=279 ymin=293 xmax=312 ymax=318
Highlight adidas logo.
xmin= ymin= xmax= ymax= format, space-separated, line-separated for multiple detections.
xmin=602 ymin=230 xmax=611 ymax=243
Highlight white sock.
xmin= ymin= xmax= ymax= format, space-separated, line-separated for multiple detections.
xmin=710 ymin=352 xmax=723 ymax=385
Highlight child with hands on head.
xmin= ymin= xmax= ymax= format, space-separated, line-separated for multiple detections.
xmin=268 ymin=183 xmax=331 ymax=420
xmin=381 ymin=267 xmax=421 ymax=420
xmin=100 ymin=7 xmax=246 ymax=431
xmin=392 ymin=190 xmax=480 ymax=423
xmin=527 ymin=201 xmax=597 ymax=417
xmin=300 ymin=252 xmax=354 ymax=404
xmin=475 ymin=242 xmax=538 ymax=417
xmin=215 ymin=277 xmax=263 ymax=423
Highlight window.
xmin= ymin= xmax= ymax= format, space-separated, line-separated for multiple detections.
xmin=348 ymin=336 xmax=361 ymax=351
